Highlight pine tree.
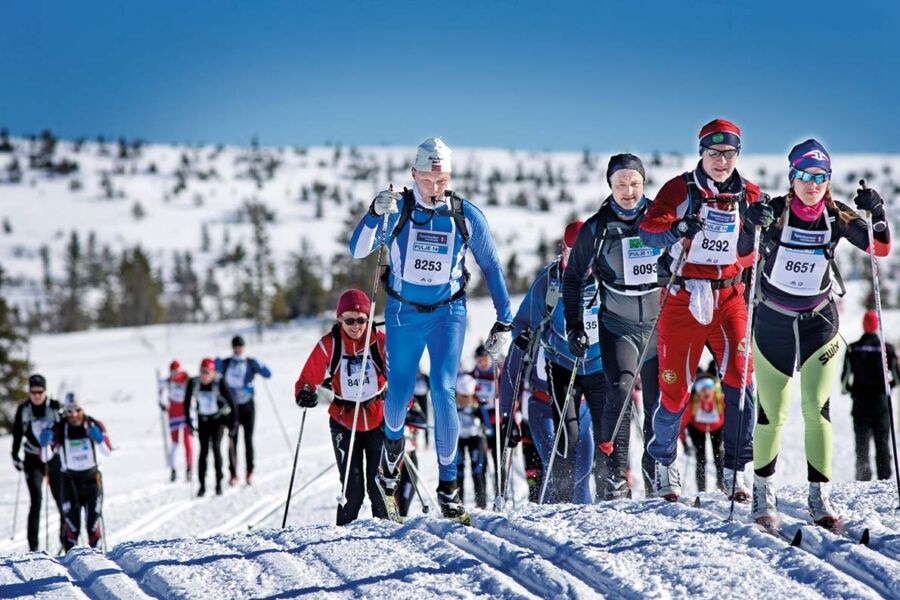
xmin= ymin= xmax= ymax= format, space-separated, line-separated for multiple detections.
xmin=284 ymin=239 xmax=329 ymax=318
xmin=331 ymin=202 xmax=380 ymax=307
xmin=0 ymin=264 xmax=30 ymax=432
xmin=118 ymin=247 xmax=163 ymax=326
xmin=57 ymin=231 xmax=87 ymax=332
xmin=201 ymin=223 xmax=211 ymax=252
xmin=241 ymin=200 xmax=277 ymax=336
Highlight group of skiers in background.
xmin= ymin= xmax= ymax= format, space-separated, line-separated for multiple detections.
xmin=10 ymin=124 xmax=900 ymax=552
xmin=293 ymin=128 xmax=898 ymax=532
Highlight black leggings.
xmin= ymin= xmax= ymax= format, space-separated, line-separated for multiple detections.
xmin=853 ymin=408 xmax=893 ymax=481
xmin=61 ymin=469 xmax=102 ymax=551
xmin=456 ymin=436 xmax=487 ymax=508
xmin=330 ymin=420 xmax=387 ymax=526
xmin=547 ymin=362 xmax=608 ymax=503
xmin=686 ymin=425 xmax=724 ymax=492
xmin=198 ymin=418 xmax=225 ymax=485
xmin=23 ymin=454 xmax=64 ymax=551
xmin=229 ymin=401 xmax=256 ymax=478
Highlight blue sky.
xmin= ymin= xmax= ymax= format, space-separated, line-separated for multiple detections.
xmin=3 ymin=1 xmax=898 ymax=154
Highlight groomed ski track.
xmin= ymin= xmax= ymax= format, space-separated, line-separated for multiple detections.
xmin=3 ymin=482 xmax=899 ymax=599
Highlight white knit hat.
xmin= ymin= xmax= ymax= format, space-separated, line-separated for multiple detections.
xmin=414 ymin=137 xmax=452 ymax=173
xmin=456 ymin=374 xmax=476 ymax=396
xmin=63 ymin=392 xmax=82 ymax=411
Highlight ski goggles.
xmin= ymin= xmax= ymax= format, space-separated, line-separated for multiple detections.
xmin=791 ymin=168 xmax=831 ymax=184
xmin=341 ymin=317 xmax=368 ymax=326
xmin=693 ymin=378 xmax=716 ymax=392
xmin=702 ymin=147 xmax=739 ymax=160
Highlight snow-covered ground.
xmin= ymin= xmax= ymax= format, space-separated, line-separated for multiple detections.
xmin=0 ymin=291 xmax=899 ymax=598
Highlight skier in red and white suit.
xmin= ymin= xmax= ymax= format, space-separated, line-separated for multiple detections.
xmin=639 ymin=118 xmax=765 ymax=502
xmin=160 ymin=360 xmax=193 ymax=482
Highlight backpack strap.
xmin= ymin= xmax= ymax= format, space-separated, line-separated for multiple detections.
xmin=391 ymin=189 xmax=416 ymax=240
xmin=447 ymin=192 xmax=470 ymax=244
xmin=390 ymin=188 xmax=470 ymax=244
xmin=326 ymin=322 xmax=386 ymax=380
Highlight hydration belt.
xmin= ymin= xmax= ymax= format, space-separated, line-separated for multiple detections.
xmin=381 ymin=268 xmax=470 ymax=313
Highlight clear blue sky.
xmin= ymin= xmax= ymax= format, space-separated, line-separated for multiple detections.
xmin=3 ymin=1 xmax=898 ymax=154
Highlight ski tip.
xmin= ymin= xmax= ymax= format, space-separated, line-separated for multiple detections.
xmin=859 ymin=528 xmax=870 ymax=546
xmin=693 ymin=496 xmax=701 ymax=508
xmin=790 ymin=529 xmax=803 ymax=547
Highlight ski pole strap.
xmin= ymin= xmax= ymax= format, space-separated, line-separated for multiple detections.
xmin=672 ymin=274 xmax=741 ymax=290
xmin=380 ymin=268 xmax=470 ymax=313
xmin=760 ymin=297 xmax=831 ymax=321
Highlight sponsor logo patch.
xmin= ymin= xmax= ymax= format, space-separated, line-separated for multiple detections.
xmin=662 ymin=369 xmax=677 ymax=384
xmin=712 ymin=133 xmax=725 ymax=143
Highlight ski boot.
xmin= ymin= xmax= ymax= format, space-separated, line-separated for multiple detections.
xmin=229 ymin=474 xmax=238 ymax=487
xmin=375 ymin=437 xmax=405 ymax=523
xmin=808 ymin=482 xmax=840 ymax=531
xmin=602 ymin=475 xmax=630 ymax=501
xmin=654 ymin=461 xmax=682 ymax=502
xmin=170 ymin=468 xmax=177 ymax=482
xmin=722 ymin=467 xmax=751 ymax=503
xmin=437 ymin=480 xmax=471 ymax=525
xmin=186 ymin=469 xmax=192 ymax=482
xmin=197 ymin=483 xmax=206 ymax=497
xmin=751 ymin=474 xmax=779 ymax=529
xmin=246 ymin=472 xmax=254 ymax=486
xmin=215 ymin=480 xmax=223 ymax=496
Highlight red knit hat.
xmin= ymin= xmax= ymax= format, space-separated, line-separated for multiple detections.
xmin=200 ymin=358 xmax=216 ymax=371
xmin=170 ymin=360 xmax=181 ymax=372
xmin=563 ymin=221 xmax=584 ymax=250
xmin=337 ymin=288 xmax=371 ymax=317
xmin=863 ymin=310 xmax=879 ymax=334
xmin=699 ymin=119 xmax=741 ymax=150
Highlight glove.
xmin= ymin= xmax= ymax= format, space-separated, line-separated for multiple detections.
xmin=88 ymin=425 xmax=104 ymax=444
xmin=567 ymin=327 xmax=589 ymax=358
xmin=853 ymin=188 xmax=883 ymax=212
xmin=296 ymin=387 xmax=318 ymax=408
xmin=513 ymin=330 xmax=531 ymax=351
xmin=500 ymin=418 xmax=521 ymax=448
xmin=671 ymin=215 xmax=704 ymax=240
xmin=39 ymin=428 xmax=54 ymax=447
xmin=484 ymin=322 xmax=513 ymax=357
xmin=159 ymin=402 xmax=168 ymax=412
xmin=369 ymin=189 xmax=401 ymax=216
xmin=484 ymin=425 xmax=495 ymax=438
xmin=743 ymin=201 xmax=775 ymax=231
xmin=12 ymin=456 xmax=23 ymax=472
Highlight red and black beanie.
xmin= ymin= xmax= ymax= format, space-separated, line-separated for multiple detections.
xmin=699 ymin=119 xmax=741 ymax=152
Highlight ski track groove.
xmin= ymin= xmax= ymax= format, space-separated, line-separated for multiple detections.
xmin=1 ymin=551 xmax=89 ymax=599
xmin=402 ymin=516 xmax=600 ymax=599
xmin=692 ymin=495 xmax=899 ymax=598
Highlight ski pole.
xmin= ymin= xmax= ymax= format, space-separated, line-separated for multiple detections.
xmin=282 ymin=406 xmax=308 ymax=528
xmin=403 ymin=451 xmax=437 ymax=513
xmin=10 ymin=474 xmax=21 ymax=540
xmin=261 ymin=378 xmax=295 ymax=454
xmin=492 ymin=359 xmax=503 ymax=510
xmin=495 ymin=339 xmax=530 ymax=511
xmin=539 ymin=357 xmax=580 ymax=505
xmin=337 ymin=190 xmax=392 ymax=507
xmin=250 ymin=461 xmax=334 ymax=530
xmin=860 ymin=179 xmax=900 ymax=509
xmin=726 ymin=199 xmax=766 ymax=521
xmin=98 ymin=471 xmax=108 ymax=553
xmin=44 ymin=468 xmax=50 ymax=551
xmin=599 ymin=244 xmax=690 ymax=457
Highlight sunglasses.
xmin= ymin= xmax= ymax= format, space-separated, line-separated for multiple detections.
xmin=342 ymin=317 xmax=368 ymax=326
xmin=29 ymin=389 xmax=45 ymax=395
xmin=66 ymin=408 xmax=83 ymax=415
xmin=792 ymin=169 xmax=831 ymax=184
xmin=703 ymin=147 xmax=739 ymax=160
xmin=200 ymin=369 xmax=214 ymax=375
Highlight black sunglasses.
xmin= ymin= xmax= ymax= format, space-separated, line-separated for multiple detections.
xmin=342 ymin=317 xmax=368 ymax=326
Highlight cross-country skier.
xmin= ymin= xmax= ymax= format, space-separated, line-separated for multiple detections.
xmin=11 ymin=374 xmax=65 ymax=551
xmin=842 ymin=310 xmax=900 ymax=480
xmin=470 ymin=345 xmax=499 ymax=491
xmin=680 ymin=373 xmax=725 ymax=492
xmin=159 ymin=360 xmax=193 ymax=482
xmin=747 ymin=140 xmax=892 ymax=528
xmin=455 ymin=373 xmax=487 ymax=508
xmin=349 ymin=137 xmax=512 ymax=521
xmin=217 ymin=335 xmax=271 ymax=486
xmin=564 ymin=154 xmax=662 ymax=498
xmin=502 ymin=221 xmax=607 ymax=502
xmin=639 ymin=119 xmax=763 ymax=502
xmin=185 ymin=358 xmax=234 ymax=497
xmin=40 ymin=393 xmax=111 ymax=553
xmin=294 ymin=289 xmax=389 ymax=525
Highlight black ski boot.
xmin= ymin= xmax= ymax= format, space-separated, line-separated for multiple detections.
xmin=376 ymin=437 xmax=405 ymax=522
xmin=197 ymin=483 xmax=206 ymax=497
xmin=170 ymin=468 xmax=177 ymax=482
xmin=215 ymin=480 xmax=223 ymax=496
xmin=186 ymin=469 xmax=192 ymax=482
xmin=437 ymin=480 xmax=470 ymax=524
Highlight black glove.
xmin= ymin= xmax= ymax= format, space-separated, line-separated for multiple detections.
xmin=513 ymin=330 xmax=531 ymax=351
xmin=854 ymin=188 xmax=883 ymax=212
xmin=500 ymin=418 xmax=521 ymax=448
xmin=567 ymin=327 xmax=589 ymax=358
xmin=671 ymin=214 xmax=704 ymax=240
xmin=12 ymin=456 xmax=23 ymax=472
xmin=296 ymin=387 xmax=318 ymax=408
xmin=743 ymin=201 xmax=775 ymax=232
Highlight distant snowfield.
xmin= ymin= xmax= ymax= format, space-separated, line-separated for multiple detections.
xmin=1 ymin=289 xmax=899 ymax=598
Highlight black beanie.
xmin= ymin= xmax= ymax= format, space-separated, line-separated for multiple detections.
xmin=28 ymin=374 xmax=47 ymax=389
xmin=606 ymin=153 xmax=646 ymax=184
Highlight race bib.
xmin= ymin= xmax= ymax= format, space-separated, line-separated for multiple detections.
xmin=687 ymin=205 xmax=739 ymax=265
xmin=169 ymin=381 xmax=187 ymax=403
xmin=768 ymin=226 xmax=830 ymax=296
xmin=622 ymin=236 xmax=662 ymax=287
xmin=65 ymin=438 xmax=96 ymax=470
xmin=584 ymin=304 xmax=600 ymax=345
xmin=197 ymin=390 xmax=219 ymax=416
xmin=695 ymin=405 xmax=720 ymax=425
xmin=403 ymin=228 xmax=453 ymax=285
xmin=225 ymin=361 xmax=248 ymax=389
xmin=338 ymin=356 xmax=380 ymax=402
xmin=30 ymin=419 xmax=53 ymax=441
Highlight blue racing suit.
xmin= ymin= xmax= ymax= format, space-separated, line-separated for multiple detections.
xmin=350 ymin=186 xmax=512 ymax=481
